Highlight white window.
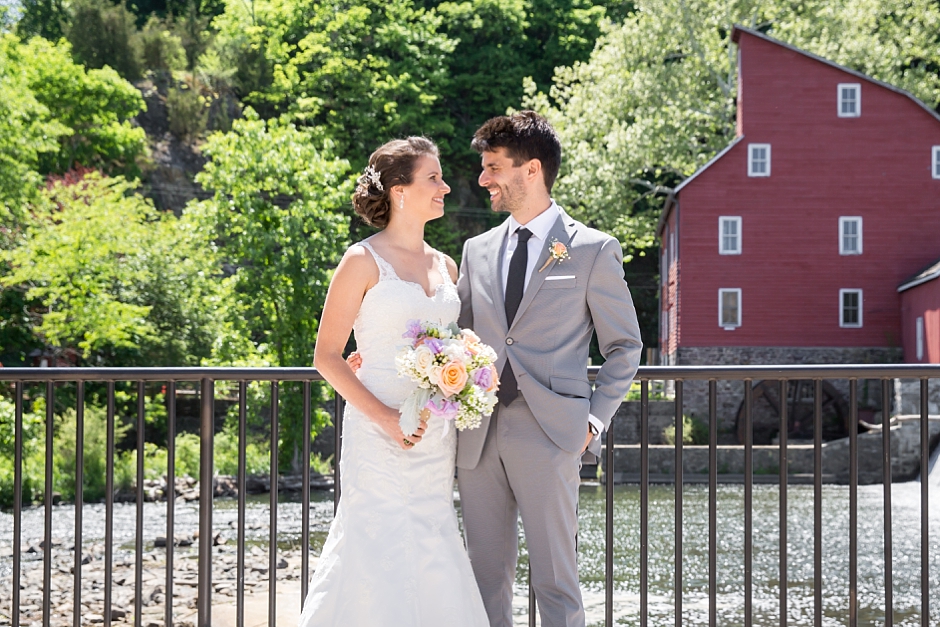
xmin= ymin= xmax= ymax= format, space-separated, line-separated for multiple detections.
xmin=748 ymin=144 xmax=771 ymax=177
xmin=840 ymin=289 xmax=863 ymax=328
xmin=916 ymin=316 xmax=924 ymax=361
xmin=719 ymin=289 xmax=741 ymax=329
xmin=933 ymin=146 xmax=940 ymax=179
xmin=838 ymin=83 xmax=861 ymax=117
xmin=669 ymin=230 xmax=676 ymax=267
xmin=719 ymin=216 xmax=742 ymax=254
xmin=839 ymin=216 xmax=862 ymax=255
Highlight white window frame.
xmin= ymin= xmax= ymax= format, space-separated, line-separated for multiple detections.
xmin=838 ymin=83 xmax=861 ymax=118
xmin=669 ymin=230 xmax=676 ymax=267
xmin=838 ymin=216 xmax=863 ymax=255
xmin=748 ymin=144 xmax=771 ymax=177
xmin=932 ymin=146 xmax=940 ymax=179
xmin=718 ymin=288 xmax=742 ymax=329
xmin=916 ymin=316 xmax=924 ymax=361
xmin=719 ymin=216 xmax=742 ymax=255
xmin=839 ymin=289 xmax=863 ymax=328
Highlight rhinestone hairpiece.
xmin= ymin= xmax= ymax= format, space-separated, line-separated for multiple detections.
xmin=363 ymin=165 xmax=383 ymax=191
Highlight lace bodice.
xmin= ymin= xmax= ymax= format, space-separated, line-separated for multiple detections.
xmin=353 ymin=238 xmax=461 ymax=403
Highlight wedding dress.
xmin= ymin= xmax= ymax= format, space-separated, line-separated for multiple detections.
xmin=299 ymin=239 xmax=490 ymax=626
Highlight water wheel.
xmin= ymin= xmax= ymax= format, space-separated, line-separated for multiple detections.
xmin=735 ymin=380 xmax=851 ymax=445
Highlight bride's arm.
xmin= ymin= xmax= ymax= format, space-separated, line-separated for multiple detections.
xmin=314 ymin=247 xmax=425 ymax=448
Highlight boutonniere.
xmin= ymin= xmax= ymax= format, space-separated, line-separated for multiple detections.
xmin=539 ymin=238 xmax=570 ymax=272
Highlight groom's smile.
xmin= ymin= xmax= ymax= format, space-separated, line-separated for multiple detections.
xmin=479 ymin=148 xmax=526 ymax=214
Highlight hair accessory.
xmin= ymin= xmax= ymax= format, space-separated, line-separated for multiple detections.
xmin=362 ymin=165 xmax=383 ymax=191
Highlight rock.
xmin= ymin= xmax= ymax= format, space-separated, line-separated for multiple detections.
xmin=88 ymin=614 xmax=104 ymax=624
xmin=154 ymin=537 xmax=167 ymax=548
xmin=110 ymin=608 xmax=127 ymax=620
xmin=276 ymin=558 xmax=288 ymax=569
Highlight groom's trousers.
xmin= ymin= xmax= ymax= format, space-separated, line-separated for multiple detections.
xmin=457 ymin=397 xmax=584 ymax=627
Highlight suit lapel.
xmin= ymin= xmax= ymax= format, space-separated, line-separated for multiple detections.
xmin=486 ymin=219 xmax=511 ymax=332
xmin=508 ymin=210 xmax=577 ymax=331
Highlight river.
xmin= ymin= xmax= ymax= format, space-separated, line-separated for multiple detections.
xmin=2 ymin=479 xmax=937 ymax=626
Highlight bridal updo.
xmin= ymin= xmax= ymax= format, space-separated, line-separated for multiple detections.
xmin=352 ymin=137 xmax=439 ymax=228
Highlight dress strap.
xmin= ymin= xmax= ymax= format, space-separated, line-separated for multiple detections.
xmin=358 ymin=239 xmax=399 ymax=282
xmin=436 ymin=250 xmax=453 ymax=286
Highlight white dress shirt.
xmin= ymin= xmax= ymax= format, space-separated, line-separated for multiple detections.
xmin=500 ymin=201 xmax=605 ymax=442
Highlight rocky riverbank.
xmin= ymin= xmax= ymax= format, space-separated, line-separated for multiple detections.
xmin=112 ymin=473 xmax=334 ymax=504
xmin=0 ymin=534 xmax=314 ymax=627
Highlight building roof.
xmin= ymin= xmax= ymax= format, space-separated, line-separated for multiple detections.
xmin=898 ymin=257 xmax=940 ymax=293
xmin=731 ymin=26 xmax=940 ymax=125
xmin=657 ymin=25 xmax=940 ymax=240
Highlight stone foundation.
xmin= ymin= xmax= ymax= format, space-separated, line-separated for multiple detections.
xmin=666 ymin=346 xmax=903 ymax=443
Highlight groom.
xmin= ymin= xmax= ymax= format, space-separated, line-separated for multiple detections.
xmin=456 ymin=111 xmax=642 ymax=627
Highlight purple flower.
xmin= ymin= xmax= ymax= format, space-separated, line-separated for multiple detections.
xmin=402 ymin=319 xmax=424 ymax=341
xmin=423 ymin=338 xmax=444 ymax=354
xmin=472 ymin=367 xmax=493 ymax=390
xmin=425 ymin=398 xmax=459 ymax=421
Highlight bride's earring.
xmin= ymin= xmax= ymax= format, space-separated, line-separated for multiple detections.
xmin=399 ymin=194 xmax=404 ymax=210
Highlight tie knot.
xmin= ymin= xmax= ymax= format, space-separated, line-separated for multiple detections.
xmin=516 ymin=227 xmax=532 ymax=243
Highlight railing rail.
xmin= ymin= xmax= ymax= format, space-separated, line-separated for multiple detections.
xmin=1 ymin=364 xmax=938 ymax=627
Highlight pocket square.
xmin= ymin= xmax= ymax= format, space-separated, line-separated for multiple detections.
xmin=545 ymin=275 xmax=576 ymax=281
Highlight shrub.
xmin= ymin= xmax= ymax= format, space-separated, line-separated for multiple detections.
xmin=54 ymin=404 xmax=129 ymax=502
xmin=66 ymin=0 xmax=142 ymax=80
xmin=663 ymin=414 xmax=709 ymax=446
xmin=167 ymin=82 xmax=208 ymax=140
xmin=0 ymin=396 xmax=44 ymax=507
xmin=139 ymin=17 xmax=187 ymax=74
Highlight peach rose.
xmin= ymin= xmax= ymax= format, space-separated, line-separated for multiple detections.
xmin=462 ymin=329 xmax=481 ymax=344
xmin=438 ymin=360 xmax=469 ymax=397
xmin=551 ymin=241 xmax=568 ymax=257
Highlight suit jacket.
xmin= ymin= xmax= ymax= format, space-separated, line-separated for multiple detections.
xmin=456 ymin=206 xmax=643 ymax=469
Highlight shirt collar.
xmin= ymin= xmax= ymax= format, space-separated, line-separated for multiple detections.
xmin=507 ymin=200 xmax=560 ymax=242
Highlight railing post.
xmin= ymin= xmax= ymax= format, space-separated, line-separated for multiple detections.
xmin=198 ymin=378 xmax=215 ymax=627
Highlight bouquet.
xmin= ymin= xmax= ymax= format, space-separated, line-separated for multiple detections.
xmin=395 ymin=319 xmax=500 ymax=437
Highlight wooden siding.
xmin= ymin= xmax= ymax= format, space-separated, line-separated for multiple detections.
xmin=901 ymin=279 xmax=940 ymax=363
xmin=672 ymin=31 xmax=940 ymax=349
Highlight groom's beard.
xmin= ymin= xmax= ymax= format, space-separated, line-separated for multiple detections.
xmin=489 ymin=174 xmax=526 ymax=214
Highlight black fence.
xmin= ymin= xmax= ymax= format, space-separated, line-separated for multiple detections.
xmin=1 ymin=364 xmax=937 ymax=627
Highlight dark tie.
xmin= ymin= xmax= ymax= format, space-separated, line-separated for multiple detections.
xmin=498 ymin=227 xmax=532 ymax=406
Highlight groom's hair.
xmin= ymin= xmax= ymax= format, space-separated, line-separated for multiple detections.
xmin=471 ymin=111 xmax=561 ymax=191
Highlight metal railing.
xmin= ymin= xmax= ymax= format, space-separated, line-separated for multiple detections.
xmin=1 ymin=364 xmax=937 ymax=627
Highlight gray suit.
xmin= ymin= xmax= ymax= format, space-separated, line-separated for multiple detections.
xmin=456 ymin=207 xmax=642 ymax=627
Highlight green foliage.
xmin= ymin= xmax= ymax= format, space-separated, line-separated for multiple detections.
xmin=53 ymin=404 xmax=130 ymax=502
xmin=2 ymin=173 xmax=231 ymax=365
xmin=529 ymin=0 xmax=940 ymax=256
xmin=167 ymin=82 xmax=209 ymax=139
xmin=210 ymin=0 xmax=456 ymax=159
xmin=139 ymin=16 xmax=188 ymax=72
xmin=0 ymin=394 xmax=44 ymax=507
xmin=0 ymin=34 xmax=68 ymax=226
xmin=18 ymin=37 xmax=147 ymax=177
xmin=15 ymin=0 xmax=68 ymax=40
xmin=192 ymin=111 xmax=352 ymax=367
xmin=66 ymin=0 xmax=143 ymax=80
xmin=191 ymin=112 xmax=352 ymax=465
xmin=663 ymin=414 xmax=708 ymax=446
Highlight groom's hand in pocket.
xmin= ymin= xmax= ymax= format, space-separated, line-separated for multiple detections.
xmin=345 ymin=352 xmax=362 ymax=373
xmin=581 ymin=428 xmax=594 ymax=454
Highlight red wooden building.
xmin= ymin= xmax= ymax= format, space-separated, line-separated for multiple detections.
xmin=899 ymin=259 xmax=940 ymax=364
xmin=658 ymin=26 xmax=940 ymax=370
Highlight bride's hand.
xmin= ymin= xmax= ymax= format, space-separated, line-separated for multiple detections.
xmin=373 ymin=405 xmax=429 ymax=450
xmin=345 ymin=352 xmax=362 ymax=373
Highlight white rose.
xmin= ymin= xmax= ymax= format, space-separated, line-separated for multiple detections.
xmin=428 ymin=365 xmax=443 ymax=387
xmin=414 ymin=345 xmax=435 ymax=375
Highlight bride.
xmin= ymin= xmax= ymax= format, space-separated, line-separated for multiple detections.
xmin=299 ymin=137 xmax=490 ymax=626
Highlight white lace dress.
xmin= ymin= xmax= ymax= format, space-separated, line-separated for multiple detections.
xmin=299 ymin=239 xmax=489 ymax=626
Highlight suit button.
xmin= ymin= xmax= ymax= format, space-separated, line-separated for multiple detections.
xmin=506 ymin=338 xmax=514 ymax=345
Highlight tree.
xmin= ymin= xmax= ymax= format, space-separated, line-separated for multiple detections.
xmin=19 ymin=37 xmax=148 ymax=177
xmin=189 ymin=110 xmax=353 ymax=468
xmin=2 ymin=173 xmax=230 ymax=366
xmin=66 ymin=0 xmax=143 ymax=80
xmin=15 ymin=0 xmax=69 ymax=41
xmin=210 ymin=0 xmax=456 ymax=161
